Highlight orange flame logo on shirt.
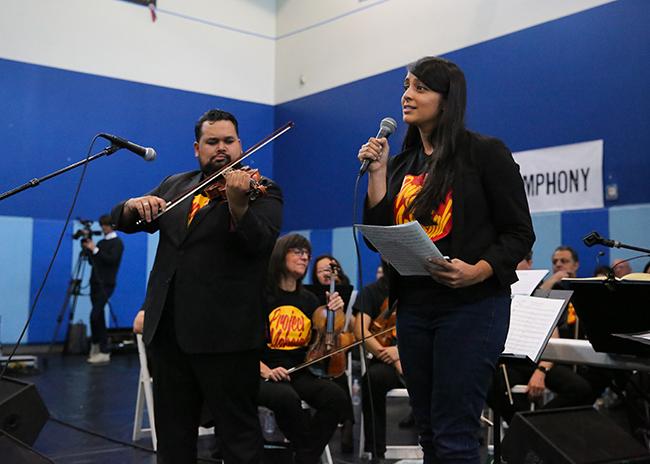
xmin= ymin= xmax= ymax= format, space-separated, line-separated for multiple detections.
xmin=393 ymin=173 xmax=453 ymax=242
xmin=267 ymin=305 xmax=312 ymax=350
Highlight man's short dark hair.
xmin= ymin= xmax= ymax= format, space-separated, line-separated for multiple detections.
xmin=99 ymin=214 xmax=113 ymax=227
xmin=554 ymin=245 xmax=579 ymax=263
xmin=194 ymin=109 xmax=239 ymax=142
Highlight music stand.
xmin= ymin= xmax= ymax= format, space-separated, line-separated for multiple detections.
xmin=492 ymin=290 xmax=573 ymax=463
xmin=564 ymin=278 xmax=650 ymax=357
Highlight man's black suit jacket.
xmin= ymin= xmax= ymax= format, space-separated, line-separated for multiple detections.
xmin=112 ymin=170 xmax=283 ymax=353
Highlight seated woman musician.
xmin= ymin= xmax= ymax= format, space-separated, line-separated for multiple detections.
xmin=353 ymin=272 xmax=405 ymax=459
xmin=258 ymin=234 xmax=350 ymax=464
xmin=311 ymin=254 xmax=352 ymax=287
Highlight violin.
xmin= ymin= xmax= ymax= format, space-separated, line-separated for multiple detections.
xmin=369 ymin=298 xmax=397 ymax=347
xmin=305 ymin=262 xmax=355 ymax=379
xmin=134 ymin=121 xmax=293 ymax=226
xmin=203 ymin=165 xmax=269 ymax=202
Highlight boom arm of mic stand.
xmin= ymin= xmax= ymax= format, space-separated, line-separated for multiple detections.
xmin=0 ymin=145 xmax=120 ymax=202
xmin=614 ymin=242 xmax=650 ymax=254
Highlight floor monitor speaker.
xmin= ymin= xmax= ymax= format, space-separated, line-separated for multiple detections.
xmin=0 ymin=430 xmax=53 ymax=463
xmin=502 ymin=406 xmax=650 ymax=463
xmin=0 ymin=377 xmax=49 ymax=446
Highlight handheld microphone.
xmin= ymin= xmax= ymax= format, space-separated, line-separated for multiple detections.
xmin=359 ymin=117 xmax=397 ymax=176
xmin=99 ymin=133 xmax=156 ymax=161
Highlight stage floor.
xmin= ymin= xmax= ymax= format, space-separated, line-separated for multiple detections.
xmin=20 ymin=352 xmax=433 ymax=463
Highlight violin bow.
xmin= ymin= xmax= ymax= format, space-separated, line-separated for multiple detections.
xmin=285 ymin=325 xmax=396 ymax=375
xmin=135 ymin=121 xmax=294 ymax=226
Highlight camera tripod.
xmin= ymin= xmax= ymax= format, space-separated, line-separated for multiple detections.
xmin=49 ymin=249 xmax=118 ymax=353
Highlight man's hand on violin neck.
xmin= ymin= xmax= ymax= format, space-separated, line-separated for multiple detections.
xmin=125 ymin=195 xmax=167 ymax=223
xmin=223 ymin=170 xmax=250 ymax=222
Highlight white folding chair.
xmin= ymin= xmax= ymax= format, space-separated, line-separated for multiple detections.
xmin=358 ymin=387 xmax=423 ymax=460
xmin=132 ymin=333 xmax=157 ymax=449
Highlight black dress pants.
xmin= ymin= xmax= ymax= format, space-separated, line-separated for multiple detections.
xmin=361 ymin=360 xmax=404 ymax=456
xmin=258 ymin=370 xmax=348 ymax=464
xmin=148 ymin=305 xmax=263 ymax=464
xmin=89 ymin=284 xmax=114 ymax=352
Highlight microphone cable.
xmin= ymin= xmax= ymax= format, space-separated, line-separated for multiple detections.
xmin=608 ymin=254 xmax=650 ymax=280
xmin=351 ymin=169 xmax=381 ymax=460
xmin=1 ymin=135 xmax=101 ymax=380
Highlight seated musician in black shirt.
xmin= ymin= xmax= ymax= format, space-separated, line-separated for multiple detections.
xmin=258 ymin=234 xmax=350 ymax=464
xmin=353 ymin=274 xmax=405 ymax=459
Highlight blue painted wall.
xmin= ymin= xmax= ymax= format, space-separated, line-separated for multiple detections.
xmin=0 ymin=59 xmax=275 ymax=344
xmin=274 ymin=0 xmax=650 ymax=231
xmin=1 ymin=0 xmax=649 ymax=343
xmin=0 ymin=58 xmax=275 ymax=221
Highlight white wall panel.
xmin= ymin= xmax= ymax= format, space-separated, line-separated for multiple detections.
xmin=165 ymin=0 xmax=277 ymax=37
xmin=0 ymin=0 xmax=276 ymax=104
xmin=274 ymin=0 xmax=615 ymax=103
xmin=0 ymin=0 xmax=616 ymax=104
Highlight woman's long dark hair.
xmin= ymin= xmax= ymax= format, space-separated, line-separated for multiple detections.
xmin=310 ymin=255 xmax=351 ymax=286
xmin=403 ymin=57 xmax=467 ymax=224
xmin=267 ymin=234 xmax=312 ymax=296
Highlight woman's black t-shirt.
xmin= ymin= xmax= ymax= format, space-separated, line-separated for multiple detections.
xmin=261 ymin=287 xmax=320 ymax=369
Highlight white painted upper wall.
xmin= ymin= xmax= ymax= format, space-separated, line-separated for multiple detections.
xmin=274 ymin=0 xmax=615 ymax=103
xmin=0 ymin=0 xmax=277 ymax=104
xmin=0 ymin=0 xmax=615 ymax=105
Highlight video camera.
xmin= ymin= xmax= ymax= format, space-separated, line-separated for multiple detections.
xmin=73 ymin=219 xmax=102 ymax=242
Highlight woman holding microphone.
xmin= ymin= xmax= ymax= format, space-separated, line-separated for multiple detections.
xmin=358 ymin=56 xmax=534 ymax=463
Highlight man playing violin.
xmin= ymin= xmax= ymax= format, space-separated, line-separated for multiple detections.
xmin=111 ymin=109 xmax=283 ymax=464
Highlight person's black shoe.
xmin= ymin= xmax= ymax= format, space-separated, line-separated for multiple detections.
xmin=340 ymin=419 xmax=354 ymax=453
xmin=398 ymin=410 xmax=415 ymax=428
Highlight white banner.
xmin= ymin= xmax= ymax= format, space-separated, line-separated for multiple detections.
xmin=513 ymin=140 xmax=603 ymax=213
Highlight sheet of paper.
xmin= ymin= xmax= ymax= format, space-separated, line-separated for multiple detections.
xmin=355 ymin=222 xmax=445 ymax=276
xmin=503 ymin=295 xmax=566 ymax=362
xmin=511 ymin=269 xmax=549 ymax=296
xmin=613 ymin=331 xmax=650 ymax=345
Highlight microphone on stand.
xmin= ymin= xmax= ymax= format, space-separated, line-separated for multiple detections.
xmin=583 ymin=231 xmax=619 ymax=248
xmin=359 ymin=117 xmax=397 ymax=176
xmin=99 ymin=133 xmax=157 ymax=161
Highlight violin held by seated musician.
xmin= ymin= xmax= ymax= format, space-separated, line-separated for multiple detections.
xmin=305 ymin=261 xmax=355 ymax=379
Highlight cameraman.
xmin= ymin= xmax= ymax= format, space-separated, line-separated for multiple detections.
xmin=81 ymin=214 xmax=124 ymax=365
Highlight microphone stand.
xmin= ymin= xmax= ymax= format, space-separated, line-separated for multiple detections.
xmin=612 ymin=242 xmax=650 ymax=254
xmin=0 ymin=145 xmax=120 ymax=202
xmin=583 ymin=231 xmax=650 ymax=254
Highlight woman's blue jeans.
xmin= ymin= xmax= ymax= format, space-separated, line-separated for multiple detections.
xmin=397 ymin=294 xmax=510 ymax=464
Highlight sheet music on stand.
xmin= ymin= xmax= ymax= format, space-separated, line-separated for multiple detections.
xmin=614 ymin=331 xmax=650 ymax=346
xmin=510 ymin=269 xmax=549 ymax=296
xmin=501 ymin=290 xmax=572 ymax=364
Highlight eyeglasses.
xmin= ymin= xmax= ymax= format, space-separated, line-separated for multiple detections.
xmin=288 ymin=248 xmax=310 ymax=258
